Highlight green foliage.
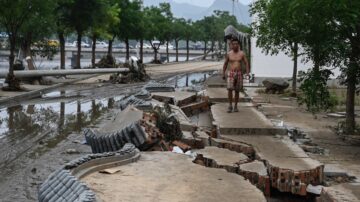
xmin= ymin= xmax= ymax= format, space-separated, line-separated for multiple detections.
xmin=250 ymin=0 xmax=300 ymax=56
xmin=298 ymin=69 xmax=334 ymax=113
xmin=117 ymin=0 xmax=143 ymax=40
xmin=66 ymin=0 xmax=106 ymax=34
xmin=32 ymin=40 xmax=59 ymax=60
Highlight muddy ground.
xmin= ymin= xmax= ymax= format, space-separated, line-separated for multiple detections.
xmin=0 ymin=62 xmax=359 ymax=201
xmin=0 ymin=68 xmax=215 ymax=202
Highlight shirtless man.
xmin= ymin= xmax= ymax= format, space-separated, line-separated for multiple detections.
xmin=223 ymin=38 xmax=250 ymax=113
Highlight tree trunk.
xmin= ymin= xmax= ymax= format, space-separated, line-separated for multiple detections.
xmin=91 ymin=34 xmax=96 ymax=68
xmin=211 ymin=40 xmax=214 ymax=59
xmin=186 ymin=39 xmax=189 ymax=61
xmin=175 ymin=40 xmax=179 ymax=62
xmin=313 ymin=47 xmax=320 ymax=73
xmin=166 ymin=41 xmax=169 ymax=63
xmin=203 ymin=41 xmax=207 ymax=55
xmin=125 ymin=38 xmax=130 ymax=63
xmin=5 ymin=35 xmax=17 ymax=88
xmin=59 ymin=32 xmax=65 ymax=69
xmin=154 ymin=48 xmax=157 ymax=62
xmin=108 ymin=38 xmax=113 ymax=57
xmin=346 ymin=72 xmax=356 ymax=135
xmin=76 ymin=32 xmax=82 ymax=69
xmin=292 ymin=42 xmax=298 ymax=96
xmin=140 ymin=39 xmax=143 ymax=63
xmin=22 ymin=32 xmax=35 ymax=70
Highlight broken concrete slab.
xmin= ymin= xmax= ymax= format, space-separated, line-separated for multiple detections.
xmin=181 ymin=100 xmax=209 ymax=117
xmin=193 ymin=130 xmax=210 ymax=147
xmin=238 ymin=160 xmax=270 ymax=196
xmin=324 ymin=164 xmax=350 ymax=178
xmin=210 ymin=138 xmax=255 ymax=157
xmin=149 ymin=99 xmax=194 ymax=131
xmin=318 ymin=183 xmax=360 ymax=202
xmin=222 ymin=135 xmax=324 ymax=196
xmin=211 ymin=103 xmax=287 ymax=135
xmin=195 ymin=146 xmax=250 ymax=173
xmin=99 ymin=106 xmax=143 ymax=133
xmin=82 ymin=152 xmax=266 ymax=202
xmin=206 ymin=87 xmax=250 ymax=103
xmin=151 ymin=91 xmax=196 ymax=107
xmin=189 ymin=111 xmax=213 ymax=130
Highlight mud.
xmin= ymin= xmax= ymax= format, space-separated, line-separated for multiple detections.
xmin=0 ymin=69 xmax=214 ymax=201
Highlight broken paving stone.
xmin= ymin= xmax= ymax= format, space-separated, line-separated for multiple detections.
xmin=210 ymin=138 xmax=255 ymax=157
xmin=195 ymin=146 xmax=250 ymax=173
xmin=238 ymin=160 xmax=270 ymax=196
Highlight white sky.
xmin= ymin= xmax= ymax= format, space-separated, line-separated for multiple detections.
xmin=173 ymin=0 xmax=252 ymax=7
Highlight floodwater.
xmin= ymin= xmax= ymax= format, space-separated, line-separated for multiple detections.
xmin=167 ymin=71 xmax=216 ymax=88
xmin=0 ymin=91 xmax=125 ymax=168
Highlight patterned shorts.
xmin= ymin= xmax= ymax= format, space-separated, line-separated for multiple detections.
xmin=227 ymin=70 xmax=243 ymax=92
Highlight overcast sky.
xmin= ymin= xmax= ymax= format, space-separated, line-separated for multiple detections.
xmin=173 ymin=0 xmax=252 ymax=7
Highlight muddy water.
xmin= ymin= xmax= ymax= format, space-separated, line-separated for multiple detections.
xmin=165 ymin=71 xmax=216 ymax=89
xmin=0 ymin=92 xmax=125 ymax=169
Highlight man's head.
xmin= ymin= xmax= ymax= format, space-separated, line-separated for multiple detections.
xmin=231 ymin=38 xmax=240 ymax=52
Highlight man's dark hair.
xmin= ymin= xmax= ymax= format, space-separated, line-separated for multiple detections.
xmin=231 ymin=37 xmax=240 ymax=43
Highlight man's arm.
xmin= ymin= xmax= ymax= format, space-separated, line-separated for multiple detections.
xmin=223 ymin=54 xmax=229 ymax=80
xmin=243 ymin=53 xmax=250 ymax=77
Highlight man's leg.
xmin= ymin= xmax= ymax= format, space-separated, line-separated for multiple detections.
xmin=227 ymin=89 xmax=233 ymax=112
xmin=234 ymin=91 xmax=239 ymax=112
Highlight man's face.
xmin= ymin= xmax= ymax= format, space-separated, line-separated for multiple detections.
xmin=231 ymin=41 xmax=239 ymax=51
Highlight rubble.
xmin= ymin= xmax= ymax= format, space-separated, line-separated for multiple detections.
xmin=262 ymin=79 xmax=289 ymax=94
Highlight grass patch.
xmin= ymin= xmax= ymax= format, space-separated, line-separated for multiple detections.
xmin=329 ymin=88 xmax=360 ymax=106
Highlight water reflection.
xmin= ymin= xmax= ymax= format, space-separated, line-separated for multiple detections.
xmin=174 ymin=71 xmax=215 ymax=88
xmin=0 ymin=95 xmax=123 ymax=165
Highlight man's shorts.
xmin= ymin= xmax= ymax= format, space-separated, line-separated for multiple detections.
xmin=227 ymin=70 xmax=243 ymax=92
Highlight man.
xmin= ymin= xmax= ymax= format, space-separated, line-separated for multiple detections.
xmin=223 ymin=38 xmax=250 ymax=113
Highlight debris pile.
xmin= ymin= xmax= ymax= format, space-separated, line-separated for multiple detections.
xmin=96 ymin=55 xmax=116 ymax=68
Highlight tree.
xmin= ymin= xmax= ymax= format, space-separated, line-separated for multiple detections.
xmin=118 ymin=0 xmax=142 ymax=62
xmin=172 ymin=18 xmax=186 ymax=62
xmin=18 ymin=0 xmax=55 ymax=70
xmin=144 ymin=3 xmax=173 ymax=62
xmin=183 ymin=20 xmax=194 ymax=61
xmin=67 ymin=0 xmax=106 ymax=68
xmin=55 ymin=0 xmax=73 ymax=70
xmin=251 ymin=0 xmax=302 ymax=95
xmin=0 ymin=0 xmax=49 ymax=89
xmin=89 ymin=0 xmax=120 ymax=67
xmin=329 ymin=1 xmax=360 ymax=134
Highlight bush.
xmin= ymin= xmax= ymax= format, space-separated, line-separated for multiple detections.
xmin=298 ymin=69 xmax=335 ymax=113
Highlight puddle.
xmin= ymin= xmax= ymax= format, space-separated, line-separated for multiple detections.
xmin=166 ymin=71 xmax=216 ymax=88
xmin=0 ymin=92 xmax=125 ymax=166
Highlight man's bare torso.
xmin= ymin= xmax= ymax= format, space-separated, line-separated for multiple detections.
xmin=228 ymin=50 xmax=245 ymax=71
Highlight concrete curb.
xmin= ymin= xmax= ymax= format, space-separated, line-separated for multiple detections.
xmin=84 ymin=121 xmax=147 ymax=153
xmin=38 ymin=143 xmax=140 ymax=202
xmin=0 ymin=74 xmax=99 ymax=107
